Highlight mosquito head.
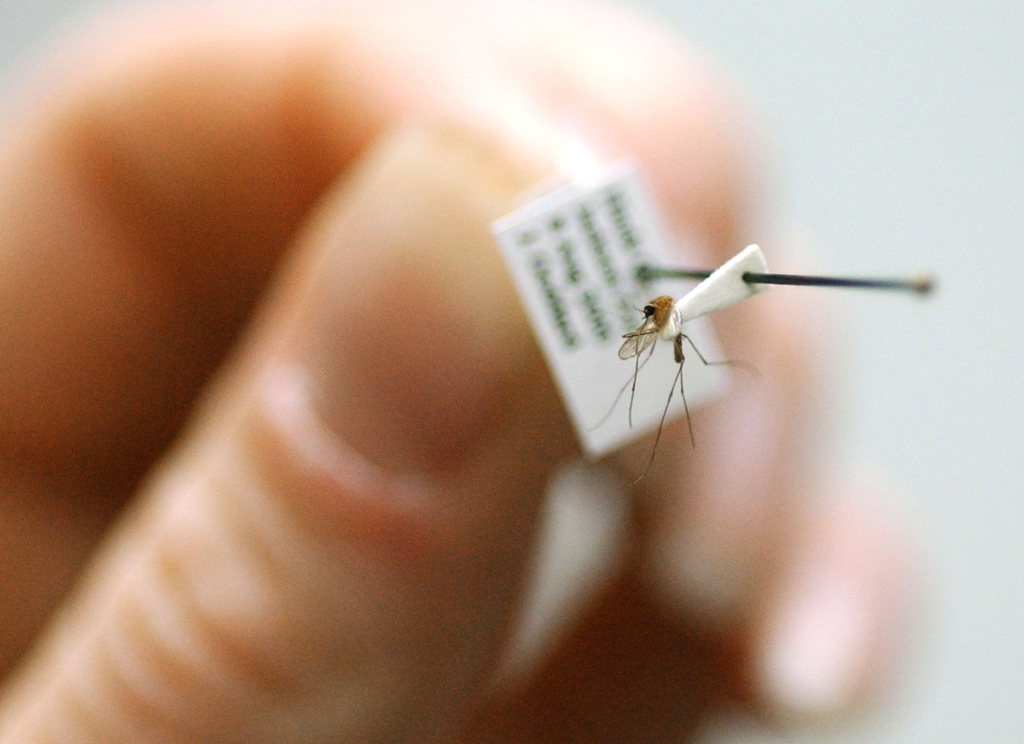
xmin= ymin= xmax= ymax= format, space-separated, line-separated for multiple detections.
xmin=644 ymin=296 xmax=675 ymax=329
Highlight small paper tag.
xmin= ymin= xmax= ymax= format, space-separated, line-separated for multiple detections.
xmin=492 ymin=161 xmax=727 ymax=458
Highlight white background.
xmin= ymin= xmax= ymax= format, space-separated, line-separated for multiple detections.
xmin=1 ymin=2 xmax=1021 ymax=742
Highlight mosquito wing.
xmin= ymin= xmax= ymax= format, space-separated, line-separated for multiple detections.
xmin=618 ymin=321 xmax=659 ymax=360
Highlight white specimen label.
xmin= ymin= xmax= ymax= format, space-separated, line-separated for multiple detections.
xmin=492 ymin=162 xmax=727 ymax=458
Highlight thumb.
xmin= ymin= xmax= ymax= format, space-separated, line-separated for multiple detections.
xmin=0 ymin=124 xmax=575 ymax=742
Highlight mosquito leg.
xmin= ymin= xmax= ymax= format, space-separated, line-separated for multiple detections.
xmin=632 ymin=333 xmax=753 ymax=485
xmin=628 ymin=348 xmax=641 ymax=427
xmin=677 ymin=349 xmax=696 ymax=449
xmin=589 ymin=340 xmax=658 ymax=431
xmin=679 ymin=333 xmax=759 ymax=377
xmin=631 ymin=360 xmax=683 ymax=486
xmin=627 ymin=339 xmax=658 ymax=428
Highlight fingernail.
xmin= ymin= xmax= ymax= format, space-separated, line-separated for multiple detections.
xmin=283 ymin=124 xmax=550 ymax=474
xmin=757 ymin=563 xmax=873 ymax=716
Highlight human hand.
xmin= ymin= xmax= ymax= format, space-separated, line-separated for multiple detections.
xmin=0 ymin=1 xmax=915 ymax=741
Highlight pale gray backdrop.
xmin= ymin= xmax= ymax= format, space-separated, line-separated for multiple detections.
xmin=1 ymin=1 xmax=1021 ymax=743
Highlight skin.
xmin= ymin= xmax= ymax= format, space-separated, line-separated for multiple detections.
xmin=0 ymin=1 xmax=915 ymax=741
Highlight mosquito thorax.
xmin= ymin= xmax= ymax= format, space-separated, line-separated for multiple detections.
xmin=659 ymin=306 xmax=682 ymax=340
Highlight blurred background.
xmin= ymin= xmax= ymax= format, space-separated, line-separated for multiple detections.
xmin=1 ymin=1 xmax=1020 ymax=742
xmin=623 ymin=3 xmax=1023 ymax=743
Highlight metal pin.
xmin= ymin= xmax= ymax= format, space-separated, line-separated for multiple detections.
xmin=636 ymin=265 xmax=935 ymax=295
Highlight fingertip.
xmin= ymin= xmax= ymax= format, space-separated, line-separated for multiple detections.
xmin=753 ymin=493 xmax=921 ymax=722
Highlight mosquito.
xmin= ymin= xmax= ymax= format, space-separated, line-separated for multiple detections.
xmin=617 ymin=295 xmax=748 ymax=483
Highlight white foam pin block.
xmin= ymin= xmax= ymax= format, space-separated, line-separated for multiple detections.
xmin=674 ymin=244 xmax=769 ymax=324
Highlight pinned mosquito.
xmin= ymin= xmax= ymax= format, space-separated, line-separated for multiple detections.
xmin=604 ymin=243 xmax=932 ymax=485
xmin=590 ymin=244 xmax=769 ymax=484
xmin=616 ymin=295 xmax=752 ymax=484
